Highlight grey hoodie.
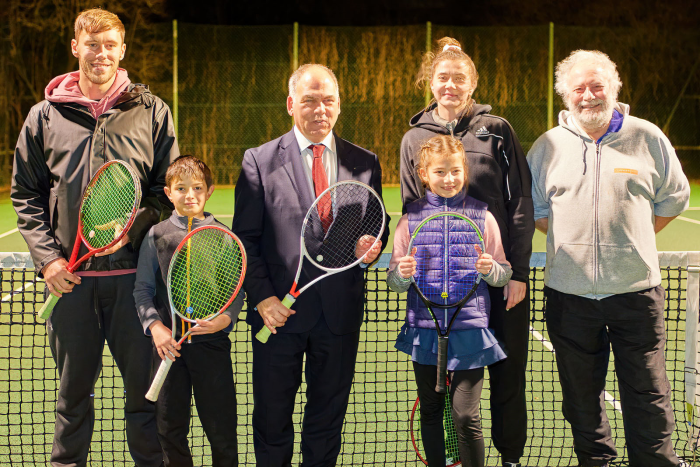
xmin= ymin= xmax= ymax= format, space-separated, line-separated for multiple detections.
xmin=527 ymin=103 xmax=690 ymax=296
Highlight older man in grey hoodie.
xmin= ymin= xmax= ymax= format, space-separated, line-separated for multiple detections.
xmin=527 ymin=50 xmax=690 ymax=467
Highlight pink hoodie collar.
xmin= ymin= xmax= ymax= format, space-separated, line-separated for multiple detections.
xmin=45 ymin=68 xmax=132 ymax=119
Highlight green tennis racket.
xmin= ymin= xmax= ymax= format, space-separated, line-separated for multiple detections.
xmin=37 ymin=160 xmax=141 ymax=319
xmin=410 ymin=378 xmax=462 ymax=466
xmin=145 ymin=225 xmax=246 ymax=402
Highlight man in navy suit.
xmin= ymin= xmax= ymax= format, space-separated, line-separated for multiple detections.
xmin=232 ymin=64 xmax=390 ymax=467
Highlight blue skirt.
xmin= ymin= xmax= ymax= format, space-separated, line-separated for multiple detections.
xmin=395 ymin=324 xmax=507 ymax=371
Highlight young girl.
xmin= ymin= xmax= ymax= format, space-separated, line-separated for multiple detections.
xmin=388 ymin=135 xmax=512 ymax=467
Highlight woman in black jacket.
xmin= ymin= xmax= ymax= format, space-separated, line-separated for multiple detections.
xmin=400 ymin=36 xmax=534 ymax=467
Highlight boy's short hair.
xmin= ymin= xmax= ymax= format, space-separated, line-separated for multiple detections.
xmin=74 ymin=8 xmax=126 ymax=42
xmin=166 ymin=155 xmax=214 ymax=188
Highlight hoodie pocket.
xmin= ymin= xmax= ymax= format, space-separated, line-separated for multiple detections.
xmin=547 ymin=243 xmax=594 ymax=295
xmin=597 ymin=244 xmax=651 ymax=294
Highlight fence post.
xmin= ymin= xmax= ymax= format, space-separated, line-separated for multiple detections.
xmin=425 ymin=21 xmax=432 ymax=108
xmin=172 ymin=19 xmax=178 ymax=138
xmin=547 ymin=22 xmax=554 ymax=130
xmin=293 ymin=22 xmax=299 ymax=72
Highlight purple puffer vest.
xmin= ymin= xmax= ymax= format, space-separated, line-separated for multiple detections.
xmin=406 ymin=190 xmax=491 ymax=331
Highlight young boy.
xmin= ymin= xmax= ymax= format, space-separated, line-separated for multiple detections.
xmin=133 ymin=155 xmax=241 ymax=467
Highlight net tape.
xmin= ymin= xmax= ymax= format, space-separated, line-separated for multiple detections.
xmin=1 ymin=251 xmax=699 ymax=466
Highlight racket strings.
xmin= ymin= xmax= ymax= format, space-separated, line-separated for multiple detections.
xmin=304 ymin=183 xmax=385 ymax=269
xmin=81 ymin=162 xmax=139 ymax=249
xmin=412 ymin=216 xmax=482 ymax=305
xmin=169 ymin=228 xmax=245 ymax=321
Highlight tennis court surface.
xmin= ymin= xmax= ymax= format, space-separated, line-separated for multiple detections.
xmin=1 ymin=251 xmax=699 ymax=466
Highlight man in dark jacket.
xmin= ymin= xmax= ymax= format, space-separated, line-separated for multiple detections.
xmin=232 ymin=63 xmax=389 ymax=466
xmin=11 ymin=8 xmax=178 ymax=467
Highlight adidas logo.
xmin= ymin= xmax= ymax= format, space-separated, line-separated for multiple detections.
xmin=475 ymin=126 xmax=489 ymax=137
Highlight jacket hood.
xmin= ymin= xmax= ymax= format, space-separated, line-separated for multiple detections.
xmin=45 ymin=69 xmax=131 ymax=119
xmin=409 ymin=102 xmax=493 ymax=135
xmin=558 ymin=102 xmax=631 ymax=139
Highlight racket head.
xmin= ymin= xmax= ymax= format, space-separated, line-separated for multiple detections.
xmin=301 ymin=180 xmax=386 ymax=272
xmin=166 ymin=225 xmax=247 ymax=323
xmin=408 ymin=211 xmax=484 ymax=308
xmin=78 ymin=160 xmax=142 ymax=252
xmin=410 ymin=379 xmax=462 ymax=466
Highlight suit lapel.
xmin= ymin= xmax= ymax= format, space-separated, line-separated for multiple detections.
xmin=335 ymin=135 xmax=355 ymax=182
xmin=278 ymin=130 xmax=315 ymax=209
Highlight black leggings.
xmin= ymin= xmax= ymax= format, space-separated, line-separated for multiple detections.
xmin=413 ymin=361 xmax=485 ymax=467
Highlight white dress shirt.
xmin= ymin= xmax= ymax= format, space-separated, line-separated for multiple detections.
xmin=293 ymin=126 xmax=338 ymax=194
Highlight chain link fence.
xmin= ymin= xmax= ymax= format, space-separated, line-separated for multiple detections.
xmin=1 ymin=23 xmax=699 ymax=186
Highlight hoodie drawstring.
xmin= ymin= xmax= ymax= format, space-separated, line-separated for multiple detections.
xmin=581 ymin=138 xmax=588 ymax=175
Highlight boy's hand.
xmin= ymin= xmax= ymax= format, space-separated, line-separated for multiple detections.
xmin=474 ymin=245 xmax=493 ymax=275
xmin=398 ymin=247 xmax=417 ymax=278
xmin=149 ymin=321 xmax=180 ymax=362
xmin=189 ymin=314 xmax=232 ymax=335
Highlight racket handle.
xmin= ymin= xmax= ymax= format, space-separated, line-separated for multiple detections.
xmin=146 ymin=357 xmax=174 ymax=402
xmin=435 ymin=336 xmax=449 ymax=394
xmin=38 ymin=293 xmax=60 ymax=320
xmin=255 ymin=294 xmax=297 ymax=344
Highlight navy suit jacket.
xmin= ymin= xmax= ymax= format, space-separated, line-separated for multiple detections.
xmin=232 ymin=130 xmax=390 ymax=335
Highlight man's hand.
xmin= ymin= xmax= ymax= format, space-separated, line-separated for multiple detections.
xmin=398 ymin=247 xmax=417 ymax=278
xmin=189 ymin=314 xmax=232 ymax=336
xmin=356 ymin=235 xmax=382 ymax=264
xmin=504 ymin=279 xmax=527 ymax=310
xmin=149 ymin=321 xmax=181 ymax=362
xmin=257 ymin=296 xmax=296 ymax=334
xmin=95 ymin=234 xmax=130 ymax=257
xmin=474 ymin=245 xmax=493 ymax=275
xmin=42 ymin=258 xmax=81 ymax=298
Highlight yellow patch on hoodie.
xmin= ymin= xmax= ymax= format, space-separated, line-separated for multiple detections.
xmin=614 ymin=168 xmax=638 ymax=175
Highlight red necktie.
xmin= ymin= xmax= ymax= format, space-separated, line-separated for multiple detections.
xmin=311 ymin=144 xmax=333 ymax=231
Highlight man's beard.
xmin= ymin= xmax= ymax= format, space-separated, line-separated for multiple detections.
xmin=570 ymin=97 xmax=615 ymax=131
xmin=79 ymin=56 xmax=119 ymax=86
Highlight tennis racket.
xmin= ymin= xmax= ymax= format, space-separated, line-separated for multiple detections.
xmin=409 ymin=211 xmax=485 ymax=394
xmin=145 ymin=225 xmax=246 ymax=402
xmin=38 ymin=160 xmax=142 ymax=319
xmin=255 ymin=180 xmax=386 ymax=343
xmin=410 ymin=377 xmax=461 ymax=466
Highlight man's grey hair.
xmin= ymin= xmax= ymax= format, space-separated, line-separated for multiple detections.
xmin=554 ymin=50 xmax=623 ymax=101
xmin=288 ymin=64 xmax=340 ymax=100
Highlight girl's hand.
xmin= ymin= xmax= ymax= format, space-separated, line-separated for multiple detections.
xmin=398 ymin=247 xmax=417 ymax=278
xmin=149 ymin=321 xmax=181 ymax=362
xmin=474 ymin=245 xmax=493 ymax=275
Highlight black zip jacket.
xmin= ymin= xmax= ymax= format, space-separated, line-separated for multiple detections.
xmin=11 ymin=83 xmax=179 ymax=276
xmin=400 ymin=103 xmax=534 ymax=282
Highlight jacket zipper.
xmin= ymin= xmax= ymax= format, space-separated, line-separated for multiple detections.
xmin=443 ymin=198 xmax=449 ymax=330
xmin=593 ymin=141 xmax=602 ymax=295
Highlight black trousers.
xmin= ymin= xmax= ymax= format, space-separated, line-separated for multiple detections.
xmin=487 ymin=282 xmax=529 ymax=462
xmin=47 ymin=274 xmax=162 ymax=467
xmin=154 ymin=337 xmax=238 ymax=467
xmin=251 ymin=314 xmax=361 ymax=467
xmin=545 ymin=285 xmax=679 ymax=467
xmin=413 ymin=362 xmax=485 ymax=467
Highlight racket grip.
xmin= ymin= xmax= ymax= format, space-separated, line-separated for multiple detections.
xmin=435 ymin=336 xmax=449 ymax=394
xmin=255 ymin=294 xmax=297 ymax=344
xmin=146 ymin=357 xmax=174 ymax=402
xmin=38 ymin=293 xmax=60 ymax=320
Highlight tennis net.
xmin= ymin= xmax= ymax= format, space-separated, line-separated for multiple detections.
xmin=1 ymin=252 xmax=699 ymax=466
